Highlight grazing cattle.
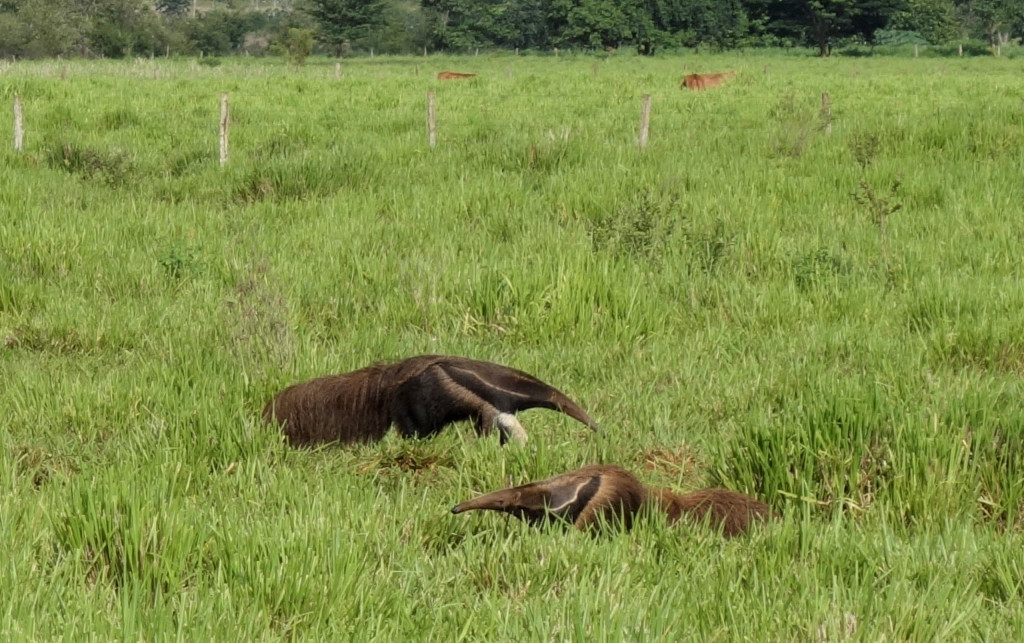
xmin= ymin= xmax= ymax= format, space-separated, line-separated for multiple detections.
xmin=680 ymin=70 xmax=736 ymax=91
xmin=452 ymin=464 xmax=772 ymax=538
xmin=437 ymin=71 xmax=477 ymax=80
xmin=263 ymin=355 xmax=600 ymax=447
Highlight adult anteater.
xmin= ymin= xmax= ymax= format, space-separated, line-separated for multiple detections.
xmin=263 ymin=355 xmax=600 ymax=447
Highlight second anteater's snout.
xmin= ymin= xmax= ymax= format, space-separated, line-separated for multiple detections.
xmin=451 ymin=489 xmax=519 ymax=516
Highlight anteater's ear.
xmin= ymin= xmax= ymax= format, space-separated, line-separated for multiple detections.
xmin=544 ymin=474 xmax=601 ymax=521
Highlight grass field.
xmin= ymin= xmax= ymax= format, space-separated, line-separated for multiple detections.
xmin=2 ymin=50 xmax=1024 ymax=638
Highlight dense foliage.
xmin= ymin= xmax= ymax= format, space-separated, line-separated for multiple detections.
xmin=0 ymin=0 xmax=1021 ymax=58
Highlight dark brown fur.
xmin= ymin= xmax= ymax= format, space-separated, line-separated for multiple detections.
xmin=680 ymin=70 xmax=735 ymax=90
xmin=649 ymin=487 xmax=772 ymax=538
xmin=263 ymin=355 xmax=600 ymax=447
xmin=437 ymin=71 xmax=477 ymax=80
xmin=452 ymin=464 xmax=771 ymax=538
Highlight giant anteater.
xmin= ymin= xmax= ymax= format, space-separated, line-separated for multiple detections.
xmin=452 ymin=464 xmax=771 ymax=538
xmin=264 ymin=355 xmax=600 ymax=447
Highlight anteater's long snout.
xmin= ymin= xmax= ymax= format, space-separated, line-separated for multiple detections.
xmin=451 ymin=488 xmax=518 ymax=515
xmin=552 ymin=398 xmax=602 ymax=434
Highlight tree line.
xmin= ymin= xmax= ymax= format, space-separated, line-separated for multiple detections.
xmin=0 ymin=0 xmax=1021 ymax=59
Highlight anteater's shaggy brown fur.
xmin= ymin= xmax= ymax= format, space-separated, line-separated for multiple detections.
xmin=263 ymin=355 xmax=600 ymax=447
xmin=680 ymin=70 xmax=736 ymax=90
xmin=437 ymin=71 xmax=477 ymax=80
xmin=452 ymin=464 xmax=772 ymax=538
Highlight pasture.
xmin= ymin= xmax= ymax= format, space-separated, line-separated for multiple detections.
xmin=2 ymin=51 xmax=1024 ymax=638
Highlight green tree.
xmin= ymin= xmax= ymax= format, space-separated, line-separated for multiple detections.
xmin=768 ymin=0 xmax=903 ymax=55
xmin=275 ymin=26 xmax=314 ymax=63
xmin=87 ymin=0 xmax=168 ymax=57
xmin=551 ymin=0 xmax=642 ymax=49
xmin=0 ymin=0 xmax=88 ymax=57
xmin=371 ymin=1 xmax=432 ymax=53
xmin=850 ymin=0 xmax=906 ymax=46
xmin=889 ymin=0 xmax=960 ymax=43
xmin=632 ymin=0 xmax=750 ymax=51
xmin=499 ymin=0 xmax=553 ymax=48
xmin=183 ymin=10 xmax=249 ymax=55
xmin=420 ymin=0 xmax=515 ymax=50
xmin=304 ymin=0 xmax=386 ymax=54
xmin=954 ymin=0 xmax=1019 ymax=44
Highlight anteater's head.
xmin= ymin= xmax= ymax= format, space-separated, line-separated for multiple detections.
xmin=452 ymin=465 xmax=646 ymax=530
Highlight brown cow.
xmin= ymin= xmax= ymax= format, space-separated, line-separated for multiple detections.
xmin=452 ymin=464 xmax=773 ymax=538
xmin=680 ymin=70 xmax=736 ymax=91
xmin=437 ymin=71 xmax=477 ymax=80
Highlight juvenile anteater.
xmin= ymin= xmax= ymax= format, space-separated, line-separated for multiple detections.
xmin=451 ymin=464 xmax=771 ymax=538
xmin=263 ymin=355 xmax=600 ymax=447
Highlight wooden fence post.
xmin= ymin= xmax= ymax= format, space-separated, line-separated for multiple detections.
xmin=13 ymin=94 xmax=23 ymax=151
xmin=334 ymin=62 xmax=341 ymax=79
xmin=427 ymin=90 xmax=436 ymax=149
xmin=913 ymin=44 xmax=919 ymax=58
xmin=637 ymin=94 xmax=652 ymax=150
xmin=219 ymin=93 xmax=229 ymax=166
xmin=958 ymin=44 xmax=963 ymax=57
xmin=821 ymin=92 xmax=832 ymax=134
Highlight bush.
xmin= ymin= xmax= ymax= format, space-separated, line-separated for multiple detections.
xmin=272 ymin=27 xmax=314 ymax=65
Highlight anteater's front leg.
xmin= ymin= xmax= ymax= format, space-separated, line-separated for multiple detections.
xmin=391 ymin=366 xmax=529 ymax=444
xmin=477 ymin=412 xmax=528 ymax=445
xmin=429 ymin=366 xmax=529 ymax=444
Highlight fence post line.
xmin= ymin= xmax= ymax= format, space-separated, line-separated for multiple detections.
xmin=427 ymin=90 xmax=437 ymax=149
xmin=13 ymin=93 xmax=23 ymax=151
xmin=913 ymin=44 xmax=919 ymax=58
xmin=219 ymin=93 xmax=229 ymax=166
xmin=958 ymin=44 xmax=963 ymax=57
xmin=637 ymin=94 xmax=652 ymax=150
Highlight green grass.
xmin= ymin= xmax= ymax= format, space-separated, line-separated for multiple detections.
xmin=2 ymin=50 xmax=1024 ymax=638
